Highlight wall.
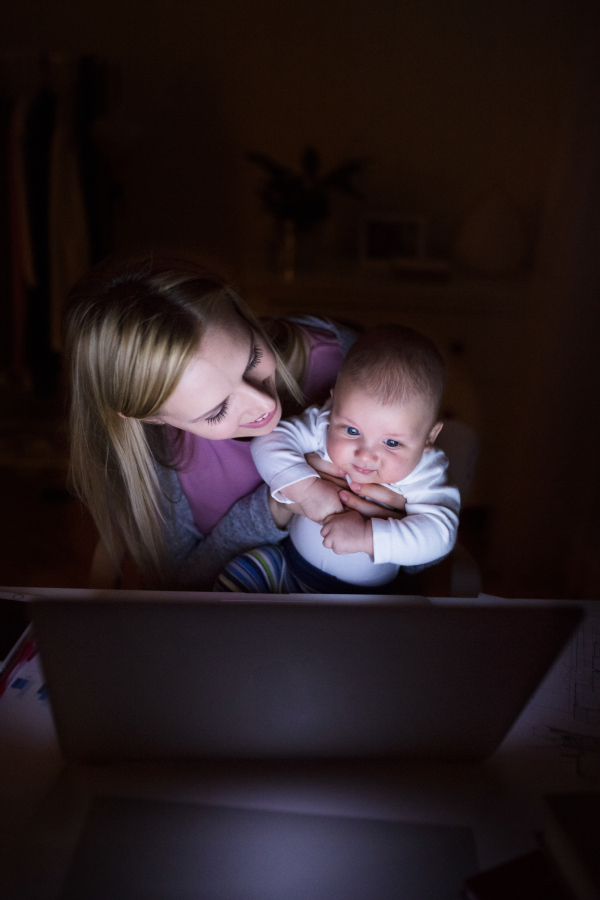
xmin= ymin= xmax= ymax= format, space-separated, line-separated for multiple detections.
xmin=1 ymin=0 xmax=573 ymax=275
xmin=489 ymin=3 xmax=600 ymax=597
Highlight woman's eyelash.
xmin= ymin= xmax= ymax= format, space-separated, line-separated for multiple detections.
xmin=247 ymin=346 xmax=263 ymax=370
xmin=206 ymin=345 xmax=261 ymax=425
xmin=207 ymin=400 xmax=229 ymax=424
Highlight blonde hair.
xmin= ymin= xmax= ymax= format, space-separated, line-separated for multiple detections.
xmin=65 ymin=257 xmax=304 ymax=581
xmin=337 ymin=324 xmax=446 ymax=419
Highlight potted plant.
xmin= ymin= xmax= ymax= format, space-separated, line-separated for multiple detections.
xmin=247 ymin=146 xmax=367 ymax=279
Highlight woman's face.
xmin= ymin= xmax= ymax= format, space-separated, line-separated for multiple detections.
xmin=151 ymin=316 xmax=282 ymax=440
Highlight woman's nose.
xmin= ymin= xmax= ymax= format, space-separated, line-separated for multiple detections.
xmin=239 ymin=380 xmax=274 ymax=420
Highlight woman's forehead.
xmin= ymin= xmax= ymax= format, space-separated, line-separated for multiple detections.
xmin=162 ymin=321 xmax=251 ymax=419
xmin=198 ymin=313 xmax=249 ymax=355
xmin=190 ymin=321 xmax=250 ymax=377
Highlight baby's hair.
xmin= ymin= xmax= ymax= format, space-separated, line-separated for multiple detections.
xmin=337 ymin=324 xmax=446 ymax=419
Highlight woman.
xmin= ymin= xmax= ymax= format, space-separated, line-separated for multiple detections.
xmin=65 ymin=256 xmax=404 ymax=589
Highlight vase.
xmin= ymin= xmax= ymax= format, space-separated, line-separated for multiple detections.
xmin=275 ymin=220 xmax=296 ymax=282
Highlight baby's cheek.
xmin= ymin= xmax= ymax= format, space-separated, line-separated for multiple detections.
xmin=326 ymin=435 xmax=347 ymax=471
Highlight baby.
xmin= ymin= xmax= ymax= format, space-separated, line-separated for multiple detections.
xmin=219 ymin=325 xmax=460 ymax=593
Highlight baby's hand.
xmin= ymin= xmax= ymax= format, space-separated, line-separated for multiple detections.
xmin=320 ymin=510 xmax=374 ymax=555
xmin=282 ymin=477 xmax=344 ymax=524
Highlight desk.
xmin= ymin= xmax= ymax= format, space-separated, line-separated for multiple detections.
xmin=1 ymin=597 xmax=599 ymax=899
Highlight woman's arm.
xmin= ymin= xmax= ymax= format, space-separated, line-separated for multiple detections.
xmin=158 ymin=466 xmax=290 ymax=589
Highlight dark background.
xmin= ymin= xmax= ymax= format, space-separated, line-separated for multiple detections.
xmin=0 ymin=0 xmax=599 ymax=597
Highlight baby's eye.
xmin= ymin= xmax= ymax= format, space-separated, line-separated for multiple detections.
xmin=385 ymin=439 xmax=400 ymax=448
xmin=345 ymin=426 xmax=360 ymax=436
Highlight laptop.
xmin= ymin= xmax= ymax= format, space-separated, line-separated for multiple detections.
xmin=16 ymin=588 xmax=582 ymax=764
xmin=59 ymin=795 xmax=479 ymax=900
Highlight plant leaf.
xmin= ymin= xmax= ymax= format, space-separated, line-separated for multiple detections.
xmin=323 ymin=157 xmax=369 ymax=196
xmin=246 ymin=151 xmax=294 ymax=179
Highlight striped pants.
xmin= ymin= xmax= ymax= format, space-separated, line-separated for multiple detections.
xmin=215 ymin=544 xmax=303 ymax=593
xmin=214 ymin=538 xmax=406 ymax=595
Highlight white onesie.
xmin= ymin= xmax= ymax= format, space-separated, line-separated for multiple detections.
xmin=251 ymin=400 xmax=461 ymax=586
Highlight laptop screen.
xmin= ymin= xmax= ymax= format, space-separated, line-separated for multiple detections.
xmin=24 ymin=590 xmax=581 ymax=763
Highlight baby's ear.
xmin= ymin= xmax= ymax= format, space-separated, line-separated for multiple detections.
xmin=329 ymin=387 xmax=335 ymax=398
xmin=424 ymin=420 xmax=443 ymax=450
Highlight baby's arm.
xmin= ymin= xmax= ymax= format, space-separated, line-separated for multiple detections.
xmin=252 ymin=404 xmax=344 ymax=524
xmin=322 ymin=491 xmax=457 ymax=560
xmin=371 ymin=453 xmax=460 ymax=566
xmin=322 ymin=450 xmax=460 ymax=562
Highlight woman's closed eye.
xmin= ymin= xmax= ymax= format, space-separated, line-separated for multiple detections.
xmin=206 ymin=345 xmax=263 ymax=425
xmin=247 ymin=345 xmax=263 ymax=371
xmin=206 ymin=400 xmax=229 ymax=424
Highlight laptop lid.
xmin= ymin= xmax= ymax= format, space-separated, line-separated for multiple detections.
xmin=23 ymin=589 xmax=581 ymax=763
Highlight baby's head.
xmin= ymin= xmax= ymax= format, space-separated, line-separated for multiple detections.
xmin=327 ymin=325 xmax=445 ymax=485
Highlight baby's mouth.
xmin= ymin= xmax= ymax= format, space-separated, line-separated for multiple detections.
xmin=352 ymin=465 xmax=377 ymax=476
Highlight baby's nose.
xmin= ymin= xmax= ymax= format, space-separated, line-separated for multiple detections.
xmin=356 ymin=443 xmax=378 ymax=461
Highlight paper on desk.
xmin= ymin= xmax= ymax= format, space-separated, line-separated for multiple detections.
xmin=0 ymin=647 xmax=63 ymax=810
xmin=490 ymin=596 xmax=600 ymax=773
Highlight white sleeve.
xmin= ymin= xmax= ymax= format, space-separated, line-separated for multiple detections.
xmin=251 ymin=404 xmax=329 ymax=503
xmin=371 ymin=449 xmax=461 ymax=566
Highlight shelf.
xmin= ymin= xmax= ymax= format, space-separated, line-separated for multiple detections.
xmin=240 ymin=269 xmax=530 ymax=319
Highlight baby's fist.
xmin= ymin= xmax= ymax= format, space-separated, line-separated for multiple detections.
xmin=283 ymin=476 xmax=344 ymax=524
xmin=320 ymin=510 xmax=374 ymax=555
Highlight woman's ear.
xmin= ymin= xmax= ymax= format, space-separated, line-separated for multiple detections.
xmin=424 ymin=420 xmax=444 ymax=450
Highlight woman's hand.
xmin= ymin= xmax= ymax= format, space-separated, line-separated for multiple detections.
xmin=304 ymin=453 xmax=347 ymax=490
xmin=340 ymin=482 xmax=407 ymax=521
xmin=305 ymin=453 xmax=407 ymax=522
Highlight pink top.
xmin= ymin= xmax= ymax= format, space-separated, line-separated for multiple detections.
xmin=175 ymin=323 xmax=344 ymax=535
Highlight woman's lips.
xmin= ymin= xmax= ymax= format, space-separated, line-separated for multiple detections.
xmin=242 ymin=406 xmax=278 ymax=429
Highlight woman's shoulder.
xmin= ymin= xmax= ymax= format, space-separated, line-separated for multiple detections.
xmin=285 ymin=314 xmax=358 ymax=356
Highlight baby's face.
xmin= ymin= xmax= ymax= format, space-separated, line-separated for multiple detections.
xmin=326 ymin=381 xmax=442 ymax=485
